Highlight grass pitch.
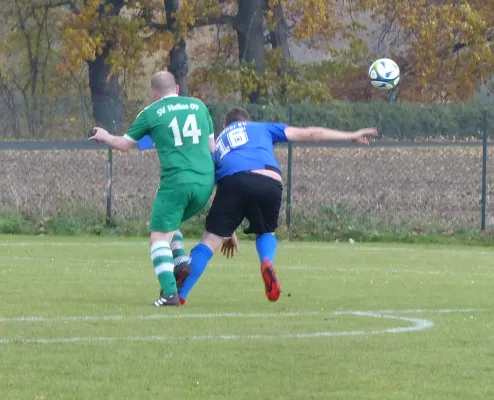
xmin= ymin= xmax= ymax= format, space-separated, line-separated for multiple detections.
xmin=1 ymin=236 xmax=494 ymax=400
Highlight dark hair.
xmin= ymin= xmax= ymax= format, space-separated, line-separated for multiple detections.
xmin=224 ymin=107 xmax=251 ymax=126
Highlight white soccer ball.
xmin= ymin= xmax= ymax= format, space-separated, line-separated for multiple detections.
xmin=368 ymin=58 xmax=400 ymax=90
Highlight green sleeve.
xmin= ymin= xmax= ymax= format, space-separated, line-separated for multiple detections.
xmin=123 ymin=110 xmax=149 ymax=142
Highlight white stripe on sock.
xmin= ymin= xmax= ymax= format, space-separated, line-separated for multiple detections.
xmin=155 ymin=263 xmax=174 ymax=275
xmin=151 ymin=248 xmax=173 ymax=259
xmin=170 ymin=242 xmax=184 ymax=250
xmin=151 ymin=241 xmax=171 ymax=253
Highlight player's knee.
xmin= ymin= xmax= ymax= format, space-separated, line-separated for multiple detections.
xmin=256 ymin=232 xmax=275 ymax=238
xmin=151 ymin=231 xmax=175 ymax=244
xmin=201 ymin=231 xmax=224 ymax=253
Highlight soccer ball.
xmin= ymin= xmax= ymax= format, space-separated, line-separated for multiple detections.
xmin=368 ymin=58 xmax=400 ymax=90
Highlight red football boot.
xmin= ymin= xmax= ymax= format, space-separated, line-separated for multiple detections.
xmin=261 ymin=259 xmax=281 ymax=302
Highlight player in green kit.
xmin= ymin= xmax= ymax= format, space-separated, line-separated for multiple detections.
xmin=90 ymin=71 xmax=215 ymax=306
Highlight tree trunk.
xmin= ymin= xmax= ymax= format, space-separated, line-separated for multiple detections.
xmin=165 ymin=0 xmax=189 ymax=96
xmin=268 ymin=1 xmax=290 ymax=103
xmin=87 ymin=45 xmax=124 ymax=134
xmin=235 ymin=0 xmax=266 ymax=103
xmin=0 ymin=87 xmax=21 ymax=138
xmin=86 ymin=0 xmax=125 ymax=134
xmin=269 ymin=2 xmax=290 ymax=74
xmin=168 ymin=40 xmax=189 ymax=96
xmin=21 ymin=91 xmax=37 ymax=138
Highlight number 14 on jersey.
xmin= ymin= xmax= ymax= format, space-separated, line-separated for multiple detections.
xmin=169 ymin=114 xmax=201 ymax=146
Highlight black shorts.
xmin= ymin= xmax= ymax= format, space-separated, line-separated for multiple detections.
xmin=205 ymin=172 xmax=283 ymax=237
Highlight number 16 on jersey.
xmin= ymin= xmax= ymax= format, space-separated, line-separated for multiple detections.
xmin=216 ymin=126 xmax=249 ymax=159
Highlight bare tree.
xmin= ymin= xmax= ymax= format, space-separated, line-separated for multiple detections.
xmin=0 ymin=0 xmax=60 ymax=138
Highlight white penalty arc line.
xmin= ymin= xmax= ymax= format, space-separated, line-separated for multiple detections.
xmin=0 ymin=308 xmax=482 ymax=324
xmin=0 ymin=311 xmax=435 ymax=345
xmin=0 ymin=309 xmax=482 ymax=344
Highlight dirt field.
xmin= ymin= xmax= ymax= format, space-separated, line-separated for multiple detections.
xmin=1 ymin=146 xmax=491 ymax=229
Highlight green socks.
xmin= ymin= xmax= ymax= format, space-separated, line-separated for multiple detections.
xmin=171 ymin=230 xmax=186 ymax=260
xmin=151 ymin=241 xmax=177 ymax=297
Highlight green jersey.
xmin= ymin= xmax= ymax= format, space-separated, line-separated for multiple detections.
xmin=124 ymin=94 xmax=215 ymax=184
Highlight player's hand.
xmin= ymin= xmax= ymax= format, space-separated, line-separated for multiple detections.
xmin=89 ymin=127 xmax=109 ymax=143
xmin=221 ymin=234 xmax=239 ymax=259
xmin=352 ymin=128 xmax=378 ymax=145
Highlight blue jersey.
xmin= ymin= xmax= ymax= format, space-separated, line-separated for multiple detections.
xmin=213 ymin=122 xmax=288 ymax=181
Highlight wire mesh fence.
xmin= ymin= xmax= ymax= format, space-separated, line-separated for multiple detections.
xmin=0 ymin=101 xmax=492 ymax=237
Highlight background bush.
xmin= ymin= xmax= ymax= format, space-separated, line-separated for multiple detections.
xmin=207 ymin=103 xmax=492 ymax=140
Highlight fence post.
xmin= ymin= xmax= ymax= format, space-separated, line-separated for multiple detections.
xmin=80 ymin=88 xmax=88 ymax=137
xmin=481 ymin=109 xmax=488 ymax=231
xmin=286 ymin=105 xmax=293 ymax=229
xmin=105 ymin=99 xmax=114 ymax=226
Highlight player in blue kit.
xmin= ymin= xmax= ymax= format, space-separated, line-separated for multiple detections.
xmin=176 ymin=107 xmax=377 ymax=304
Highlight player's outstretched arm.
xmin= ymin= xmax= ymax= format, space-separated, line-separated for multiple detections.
xmin=89 ymin=127 xmax=134 ymax=152
xmin=285 ymin=127 xmax=377 ymax=145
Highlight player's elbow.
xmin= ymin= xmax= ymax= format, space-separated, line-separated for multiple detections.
xmin=118 ymin=138 xmax=134 ymax=152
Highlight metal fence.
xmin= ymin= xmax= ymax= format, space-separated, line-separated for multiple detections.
xmin=0 ymin=105 xmax=492 ymax=234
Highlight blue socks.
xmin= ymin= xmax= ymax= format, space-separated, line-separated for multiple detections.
xmin=179 ymin=243 xmax=213 ymax=300
xmin=179 ymin=235 xmax=277 ymax=301
xmin=256 ymin=233 xmax=277 ymax=263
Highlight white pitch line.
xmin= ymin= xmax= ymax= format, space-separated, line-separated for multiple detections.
xmin=1 ymin=241 xmax=494 ymax=256
xmin=0 ymin=256 xmax=426 ymax=273
xmin=334 ymin=308 xmax=483 ymax=315
xmin=0 ymin=311 xmax=321 ymax=323
xmin=285 ymin=244 xmax=494 ymax=256
xmin=0 ymin=241 xmax=146 ymax=247
xmin=0 ymin=308 xmax=483 ymax=324
xmin=3 ymin=256 xmax=494 ymax=277
xmin=332 ymin=267 xmax=445 ymax=276
xmin=0 ymin=311 xmax=434 ymax=344
xmin=335 ymin=311 xmax=434 ymax=334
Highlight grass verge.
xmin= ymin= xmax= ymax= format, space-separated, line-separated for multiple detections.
xmin=1 ymin=204 xmax=494 ymax=246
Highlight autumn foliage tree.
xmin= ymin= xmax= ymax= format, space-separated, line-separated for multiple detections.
xmin=356 ymin=0 xmax=494 ymax=102
xmin=60 ymin=1 xmax=240 ymax=126
xmin=2 ymin=0 xmax=494 ymax=140
xmin=186 ymin=0 xmax=370 ymax=104
xmin=60 ymin=1 xmax=168 ymax=129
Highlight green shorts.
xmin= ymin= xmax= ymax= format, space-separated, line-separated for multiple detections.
xmin=150 ymin=182 xmax=214 ymax=233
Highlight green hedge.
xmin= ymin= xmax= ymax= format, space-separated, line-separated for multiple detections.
xmin=91 ymin=99 xmax=493 ymax=140
xmin=4 ymin=209 xmax=494 ymax=247
xmin=206 ymin=103 xmax=493 ymax=140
